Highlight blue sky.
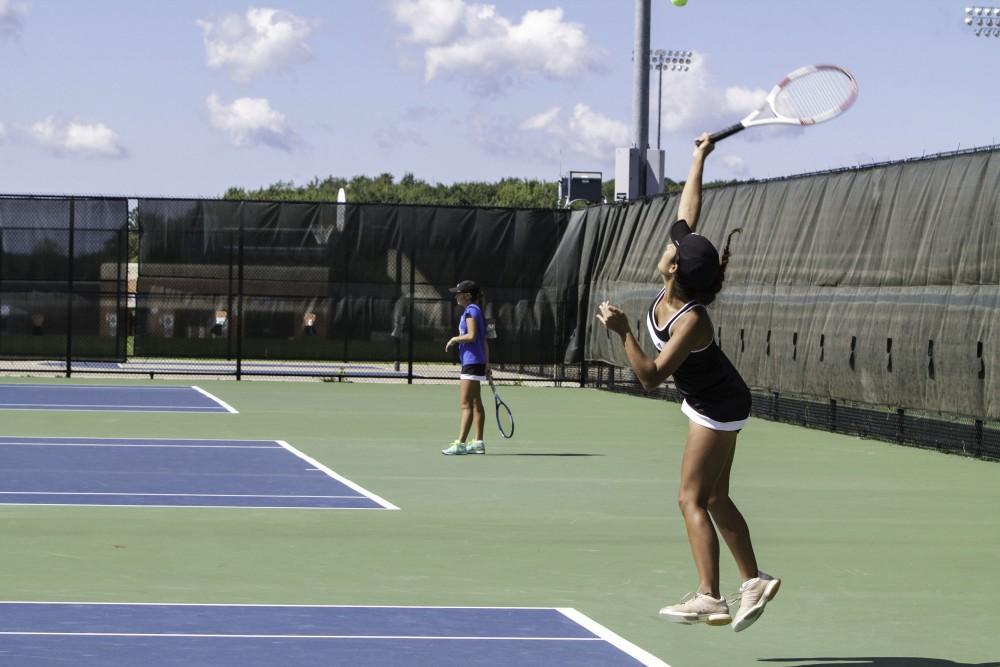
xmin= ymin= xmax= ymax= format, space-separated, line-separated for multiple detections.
xmin=0 ymin=0 xmax=995 ymax=197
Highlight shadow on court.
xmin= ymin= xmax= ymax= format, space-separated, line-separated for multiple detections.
xmin=760 ymin=658 xmax=1000 ymax=666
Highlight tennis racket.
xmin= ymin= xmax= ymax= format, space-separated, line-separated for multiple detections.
xmin=488 ymin=376 xmax=515 ymax=439
xmin=707 ymin=64 xmax=857 ymax=143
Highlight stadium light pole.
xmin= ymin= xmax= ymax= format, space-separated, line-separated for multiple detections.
xmin=650 ymin=49 xmax=692 ymax=150
xmin=617 ymin=0 xmax=682 ymax=201
xmin=964 ymin=6 xmax=1000 ymax=37
xmin=630 ymin=0 xmax=652 ymax=197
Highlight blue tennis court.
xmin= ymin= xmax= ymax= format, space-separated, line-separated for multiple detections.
xmin=0 ymin=436 xmax=396 ymax=510
xmin=0 ymin=603 xmax=667 ymax=666
xmin=37 ymin=360 xmax=409 ymax=377
xmin=0 ymin=384 xmax=237 ymax=413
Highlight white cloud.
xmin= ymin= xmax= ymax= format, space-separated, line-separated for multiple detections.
xmin=197 ymin=8 xmax=315 ymax=81
xmin=29 ymin=117 xmax=127 ymax=158
xmin=566 ymin=105 xmax=629 ymax=159
xmin=392 ymin=0 xmax=464 ymax=44
xmin=654 ymin=52 xmax=769 ymax=136
xmin=654 ymin=52 xmax=808 ymax=149
xmin=719 ymin=154 xmax=749 ymax=177
xmin=391 ymin=1 xmax=603 ymax=90
xmin=520 ymin=107 xmax=560 ymax=131
xmin=207 ymin=94 xmax=297 ymax=151
xmin=722 ymin=86 xmax=767 ymax=115
xmin=0 ymin=0 xmax=29 ymax=39
xmin=515 ymin=103 xmax=628 ymax=163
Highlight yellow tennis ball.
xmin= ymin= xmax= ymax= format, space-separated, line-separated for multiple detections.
xmin=672 ymin=0 xmax=687 ymax=5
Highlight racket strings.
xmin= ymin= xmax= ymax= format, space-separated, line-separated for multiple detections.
xmin=774 ymin=69 xmax=855 ymax=122
xmin=497 ymin=404 xmax=514 ymax=438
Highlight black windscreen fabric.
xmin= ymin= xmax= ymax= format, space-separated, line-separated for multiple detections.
xmin=541 ymin=209 xmax=588 ymax=363
xmin=136 ymin=199 xmax=573 ymax=364
xmin=581 ymin=149 xmax=1000 ymax=420
xmin=0 ymin=197 xmax=127 ymax=360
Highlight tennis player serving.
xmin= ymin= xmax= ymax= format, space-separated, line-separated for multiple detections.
xmin=595 ymin=133 xmax=779 ymax=632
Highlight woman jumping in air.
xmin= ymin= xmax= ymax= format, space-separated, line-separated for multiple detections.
xmin=595 ymin=133 xmax=779 ymax=632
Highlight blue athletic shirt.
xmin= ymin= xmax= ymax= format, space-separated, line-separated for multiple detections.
xmin=458 ymin=303 xmax=487 ymax=366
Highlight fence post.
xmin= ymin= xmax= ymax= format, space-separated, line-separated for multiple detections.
xmin=0 ymin=225 xmax=4 ymax=357
xmin=235 ymin=204 xmax=244 ymax=381
xmin=407 ymin=248 xmax=415 ymax=384
xmin=114 ymin=225 xmax=124 ymax=360
xmin=65 ymin=198 xmax=75 ymax=378
xmin=342 ymin=225 xmax=350 ymax=364
xmin=974 ymin=419 xmax=983 ymax=458
xmin=227 ymin=230 xmax=234 ymax=361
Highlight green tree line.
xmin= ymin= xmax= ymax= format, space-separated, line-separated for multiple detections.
xmin=224 ymin=172 xmax=686 ymax=208
xmin=226 ymin=173 xmax=565 ymax=208
xmin=123 ymin=173 xmax=716 ymax=261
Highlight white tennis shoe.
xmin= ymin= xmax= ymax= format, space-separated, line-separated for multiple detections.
xmin=441 ymin=441 xmax=467 ymax=455
xmin=466 ymin=440 xmax=485 ymax=454
xmin=658 ymin=592 xmax=731 ymax=626
xmin=731 ymin=572 xmax=781 ymax=632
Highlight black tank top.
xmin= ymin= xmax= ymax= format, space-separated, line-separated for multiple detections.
xmin=646 ymin=290 xmax=751 ymax=423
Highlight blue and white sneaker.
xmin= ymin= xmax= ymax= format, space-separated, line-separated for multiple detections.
xmin=466 ymin=440 xmax=486 ymax=454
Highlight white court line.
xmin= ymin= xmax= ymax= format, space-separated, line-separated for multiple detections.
xmin=0 ymin=384 xmax=200 ymax=390
xmin=0 ymin=602 xmax=668 ymax=665
xmin=0 ymin=403 xmax=225 ymax=411
xmin=0 ymin=601 xmax=572 ymax=609
xmin=558 ymin=608 xmax=670 ymax=667
xmin=276 ymin=440 xmax=399 ymax=510
xmin=0 ymin=632 xmax=601 ymax=641
xmin=0 ymin=436 xmax=390 ymax=510
xmin=0 ymin=443 xmax=279 ymax=449
xmin=0 ymin=436 xmax=278 ymax=444
xmin=0 ymin=503 xmax=389 ymax=510
xmin=191 ymin=386 xmax=239 ymax=414
xmin=0 ymin=385 xmax=236 ymax=413
xmin=0 ymin=492 xmax=364 ymax=498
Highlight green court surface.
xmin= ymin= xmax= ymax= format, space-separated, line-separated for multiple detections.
xmin=1 ymin=378 xmax=998 ymax=667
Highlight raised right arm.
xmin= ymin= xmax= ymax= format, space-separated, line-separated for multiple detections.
xmin=676 ymin=133 xmax=714 ymax=233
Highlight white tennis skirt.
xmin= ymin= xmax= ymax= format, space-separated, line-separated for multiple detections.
xmin=682 ymin=400 xmax=748 ymax=432
xmin=460 ymin=363 xmax=487 ymax=382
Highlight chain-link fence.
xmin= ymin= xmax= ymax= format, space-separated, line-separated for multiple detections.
xmin=1 ymin=147 xmax=997 ymax=465
xmin=123 ymin=198 xmax=580 ymax=383
xmin=0 ymin=197 xmax=128 ymax=372
xmin=582 ymin=361 xmax=1000 ymax=461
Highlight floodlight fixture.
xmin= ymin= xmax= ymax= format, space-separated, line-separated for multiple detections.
xmin=650 ymin=48 xmax=692 ymax=149
xmin=965 ymin=6 xmax=1000 ymax=35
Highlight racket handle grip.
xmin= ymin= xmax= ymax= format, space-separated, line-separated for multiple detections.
xmin=708 ymin=123 xmax=745 ymax=143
